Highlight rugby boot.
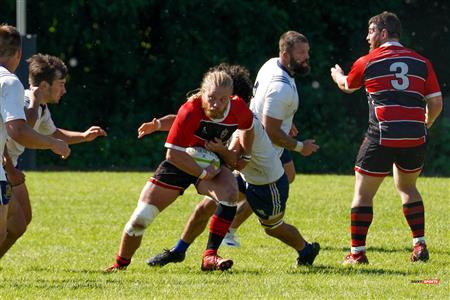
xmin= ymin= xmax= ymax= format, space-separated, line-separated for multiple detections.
xmin=297 ymin=242 xmax=321 ymax=266
xmin=147 ymin=249 xmax=185 ymax=267
xmin=410 ymin=242 xmax=429 ymax=262
xmin=201 ymin=255 xmax=233 ymax=271
xmin=343 ymin=251 xmax=369 ymax=265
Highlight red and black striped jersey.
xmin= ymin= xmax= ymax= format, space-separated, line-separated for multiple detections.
xmin=346 ymin=42 xmax=441 ymax=148
xmin=165 ymin=95 xmax=253 ymax=151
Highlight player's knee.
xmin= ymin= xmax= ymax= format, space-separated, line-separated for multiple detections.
xmin=287 ymin=172 xmax=295 ymax=184
xmin=260 ymin=218 xmax=284 ymax=235
xmin=124 ymin=202 xmax=160 ymax=237
xmin=194 ymin=200 xmax=216 ymax=220
xmin=220 ymin=186 xmax=239 ymax=205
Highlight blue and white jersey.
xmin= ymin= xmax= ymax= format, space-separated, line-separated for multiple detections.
xmin=6 ymin=89 xmax=57 ymax=166
xmin=232 ymin=116 xmax=284 ymax=185
xmin=0 ymin=66 xmax=26 ymax=180
xmin=250 ymin=58 xmax=299 ymax=157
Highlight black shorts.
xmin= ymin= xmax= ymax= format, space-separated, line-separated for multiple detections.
xmin=236 ymin=173 xmax=289 ymax=220
xmin=280 ymin=148 xmax=293 ymax=165
xmin=149 ymin=160 xmax=198 ymax=194
xmin=355 ymin=138 xmax=426 ymax=177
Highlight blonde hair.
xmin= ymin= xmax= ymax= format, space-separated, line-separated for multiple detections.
xmin=189 ymin=70 xmax=233 ymax=101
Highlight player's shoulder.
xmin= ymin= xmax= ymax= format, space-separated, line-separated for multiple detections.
xmin=0 ymin=69 xmax=22 ymax=89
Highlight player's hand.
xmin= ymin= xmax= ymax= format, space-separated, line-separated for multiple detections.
xmin=300 ymin=139 xmax=319 ymax=156
xmin=51 ymin=138 xmax=71 ymax=159
xmin=138 ymin=118 xmax=160 ymax=139
xmin=6 ymin=167 xmax=25 ymax=187
xmin=202 ymin=162 xmax=221 ymax=180
xmin=330 ymin=64 xmax=344 ymax=83
xmin=289 ymin=124 xmax=299 ymax=137
xmin=204 ymin=138 xmax=226 ymax=153
xmin=83 ymin=126 xmax=107 ymax=142
xmin=234 ymin=158 xmax=249 ymax=171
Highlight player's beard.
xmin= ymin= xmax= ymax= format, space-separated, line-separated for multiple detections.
xmin=289 ymin=57 xmax=310 ymax=77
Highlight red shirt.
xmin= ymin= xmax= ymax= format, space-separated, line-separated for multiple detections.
xmin=165 ymin=95 xmax=253 ymax=151
xmin=346 ymin=42 xmax=441 ymax=147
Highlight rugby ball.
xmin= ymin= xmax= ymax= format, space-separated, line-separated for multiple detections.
xmin=186 ymin=147 xmax=220 ymax=169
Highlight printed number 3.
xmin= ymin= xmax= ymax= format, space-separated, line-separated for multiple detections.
xmin=390 ymin=62 xmax=409 ymax=90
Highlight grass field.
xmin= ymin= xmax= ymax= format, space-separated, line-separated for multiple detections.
xmin=0 ymin=172 xmax=448 ymax=299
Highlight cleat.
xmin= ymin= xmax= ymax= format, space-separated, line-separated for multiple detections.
xmin=297 ymin=242 xmax=321 ymax=266
xmin=201 ymin=255 xmax=233 ymax=271
xmin=103 ymin=263 xmax=127 ymax=273
xmin=411 ymin=242 xmax=429 ymax=262
xmin=343 ymin=251 xmax=369 ymax=265
xmin=222 ymin=232 xmax=241 ymax=248
xmin=147 ymin=249 xmax=185 ymax=267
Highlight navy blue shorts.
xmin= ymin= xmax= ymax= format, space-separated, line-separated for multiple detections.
xmin=280 ymin=148 xmax=293 ymax=165
xmin=0 ymin=181 xmax=12 ymax=205
xmin=236 ymin=173 xmax=289 ymax=220
xmin=355 ymin=137 xmax=426 ymax=177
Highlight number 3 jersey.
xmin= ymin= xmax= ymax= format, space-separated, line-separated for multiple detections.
xmin=346 ymin=41 xmax=441 ymax=148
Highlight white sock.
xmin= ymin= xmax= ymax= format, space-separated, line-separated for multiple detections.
xmin=351 ymin=246 xmax=366 ymax=254
xmin=227 ymin=228 xmax=237 ymax=235
xmin=413 ymin=237 xmax=426 ymax=245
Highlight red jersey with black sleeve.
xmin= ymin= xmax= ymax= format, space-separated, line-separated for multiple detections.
xmin=165 ymin=95 xmax=254 ymax=152
xmin=346 ymin=42 xmax=441 ymax=148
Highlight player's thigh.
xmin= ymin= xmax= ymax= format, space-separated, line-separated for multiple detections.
xmin=12 ymin=184 xmax=31 ymax=223
xmin=138 ymin=181 xmax=181 ymax=211
xmin=353 ymin=172 xmax=385 ymax=207
xmin=393 ymin=165 xmax=421 ymax=191
xmin=197 ymin=167 xmax=238 ymax=203
xmin=6 ymin=195 xmax=27 ymax=236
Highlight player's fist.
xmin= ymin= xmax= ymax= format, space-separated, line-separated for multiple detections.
xmin=51 ymin=138 xmax=71 ymax=159
xmin=300 ymin=139 xmax=319 ymax=156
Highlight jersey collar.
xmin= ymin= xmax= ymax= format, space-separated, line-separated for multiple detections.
xmin=380 ymin=41 xmax=403 ymax=48
xmin=276 ymin=59 xmax=294 ymax=78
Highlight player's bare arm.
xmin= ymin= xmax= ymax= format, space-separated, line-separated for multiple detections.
xmin=24 ymin=86 xmax=42 ymax=127
xmin=166 ymin=148 xmax=219 ymax=180
xmin=6 ymin=119 xmax=70 ymax=158
xmin=330 ymin=64 xmax=358 ymax=94
xmin=137 ymin=114 xmax=176 ymax=138
xmin=52 ymin=126 xmax=107 ymax=144
xmin=425 ymin=95 xmax=443 ymax=128
xmin=263 ymin=114 xmax=319 ymax=156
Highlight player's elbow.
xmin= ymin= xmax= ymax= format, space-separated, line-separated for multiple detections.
xmin=5 ymin=120 xmax=27 ymax=142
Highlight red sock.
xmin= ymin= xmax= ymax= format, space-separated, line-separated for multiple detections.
xmin=351 ymin=206 xmax=373 ymax=247
xmin=115 ymin=255 xmax=131 ymax=267
xmin=403 ymin=201 xmax=425 ymax=238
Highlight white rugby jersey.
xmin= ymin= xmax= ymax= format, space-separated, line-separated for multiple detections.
xmin=234 ymin=116 xmax=284 ymax=185
xmin=250 ymin=58 xmax=299 ymax=156
xmin=6 ymin=89 xmax=57 ymax=166
xmin=0 ymin=66 xmax=26 ymax=180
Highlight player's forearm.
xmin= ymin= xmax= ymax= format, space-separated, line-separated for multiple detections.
xmin=425 ymin=96 xmax=443 ymax=127
xmin=52 ymin=128 xmax=86 ymax=144
xmin=166 ymin=149 xmax=203 ymax=177
xmin=6 ymin=121 xmax=58 ymax=150
xmin=267 ymin=128 xmax=298 ymax=150
xmin=159 ymin=114 xmax=176 ymax=131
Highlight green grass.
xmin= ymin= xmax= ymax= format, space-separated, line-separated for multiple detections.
xmin=0 ymin=172 xmax=448 ymax=299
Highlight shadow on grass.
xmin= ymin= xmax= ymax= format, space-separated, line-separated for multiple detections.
xmin=322 ymin=245 xmax=450 ymax=255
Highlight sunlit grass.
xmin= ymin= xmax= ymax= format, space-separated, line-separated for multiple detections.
xmin=0 ymin=172 xmax=447 ymax=299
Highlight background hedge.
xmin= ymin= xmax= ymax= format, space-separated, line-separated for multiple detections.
xmin=2 ymin=0 xmax=449 ymax=175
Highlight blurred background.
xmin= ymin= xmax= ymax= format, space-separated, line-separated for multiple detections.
xmin=1 ymin=0 xmax=449 ymax=175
